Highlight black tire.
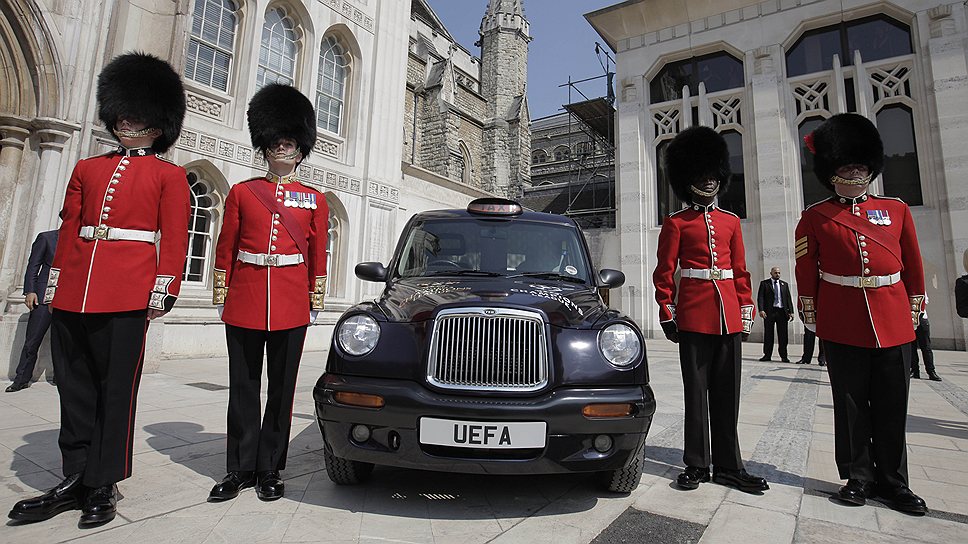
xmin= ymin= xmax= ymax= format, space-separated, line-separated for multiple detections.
xmin=323 ymin=448 xmax=374 ymax=485
xmin=602 ymin=439 xmax=645 ymax=493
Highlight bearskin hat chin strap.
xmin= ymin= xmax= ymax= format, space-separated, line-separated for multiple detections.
xmin=113 ymin=127 xmax=159 ymax=139
xmin=689 ymin=180 xmax=720 ymax=198
xmin=830 ymin=174 xmax=872 ymax=186
xmin=268 ymin=148 xmax=301 ymax=161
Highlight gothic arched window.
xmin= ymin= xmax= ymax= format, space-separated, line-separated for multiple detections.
xmin=553 ymin=145 xmax=570 ymax=162
xmin=183 ymin=173 xmax=218 ymax=283
xmin=785 ymin=16 xmax=912 ymax=77
xmin=532 ymin=149 xmax=547 ymax=164
xmin=185 ymin=0 xmax=237 ymax=92
xmin=650 ymin=52 xmax=744 ymax=104
xmin=326 ymin=212 xmax=339 ymax=296
xmin=317 ymin=35 xmax=349 ymax=134
xmin=257 ymin=8 xmax=298 ymax=88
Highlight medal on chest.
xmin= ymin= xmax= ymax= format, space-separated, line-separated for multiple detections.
xmin=284 ymin=191 xmax=318 ymax=210
xmin=866 ymin=210 xmax=891 ymax=226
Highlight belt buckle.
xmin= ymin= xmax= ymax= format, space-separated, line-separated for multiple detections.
xmin=860 ymin=276 xmax=877 ymax=288
xmin=93 ymin=225 xmax=110 ymax=240
xmin=264 ymin=254 xmax=279 ymax=267
xmin=709 ymin=269 xmax=722 ymax=280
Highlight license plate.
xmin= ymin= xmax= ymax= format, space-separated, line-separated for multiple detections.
xmin=419 ymin=418 xmax=547 ymax=449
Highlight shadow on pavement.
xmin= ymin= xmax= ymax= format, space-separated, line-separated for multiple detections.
xmin=10 ymin=429 xmax=62 ymax=489
xmin=143 ymin=422 xmax=226 ymax=481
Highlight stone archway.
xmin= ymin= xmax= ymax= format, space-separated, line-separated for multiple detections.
xmin=0 ymin=0 xmax=62 ymax=120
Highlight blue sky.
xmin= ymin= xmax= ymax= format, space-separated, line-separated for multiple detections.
xmin=425 ymin=0 xmax=619 ymax=120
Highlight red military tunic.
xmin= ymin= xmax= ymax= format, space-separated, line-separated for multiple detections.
xmin=654 ymin=204 xmax=755 ymax=335
xmin=794 ymin=194 xmax=924 ymax=348
xmin=46 ymin=148 xmax=190 ymax=312
xmin=213 ymin=175 xmax=328 ymax=331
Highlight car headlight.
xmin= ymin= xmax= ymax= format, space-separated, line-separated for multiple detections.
xmin=337 ymin=315 xmax=381 ymax=356
xmin=598 ymin=323 xmax=641 ymax=367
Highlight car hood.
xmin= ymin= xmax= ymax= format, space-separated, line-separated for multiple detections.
xmin=376 ymin=277 xmax=606 ymax=328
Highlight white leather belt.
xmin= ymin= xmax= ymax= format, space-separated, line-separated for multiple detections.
xmin=681 ymin=268 xmax=734 ymax=280
xmin=821 ymin=271 xmax=901 ymax=288
xmin=79 ymin=225 xmax=158 ymax=242
xmin=238 ymin=250 xmax=304 ymax=267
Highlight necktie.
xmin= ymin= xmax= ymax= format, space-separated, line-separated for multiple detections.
xmin=774 ymin=280 xmax=781 ymax=308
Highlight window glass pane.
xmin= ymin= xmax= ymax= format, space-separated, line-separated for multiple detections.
xmin=651 ymin=61 xmax=692 ymax=104
xmin=258 ymin=9 xmax=297 ymax=89
xmin=719 ymin=131 xmax=746 ymax=218
xmin=799 ymin=118 xmax=827 ymax=208
xmin=785 ymin=29 xmax=840 ymax=77
xmin=656 ymin=141 xmax=682 ymax=224
xmin=847 ymin=18 xmax=911 ymax=64
xmin=877 ymin=105 xmax=922 ymax=205
xmin=696 ymin=54 xmax=744 ymax=94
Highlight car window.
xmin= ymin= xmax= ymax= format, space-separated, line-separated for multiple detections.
xmin=395 ymin=218 xmax=592 ymax=283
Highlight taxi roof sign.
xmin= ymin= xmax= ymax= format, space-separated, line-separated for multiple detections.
xmin=467 ymin=198 xmax=523 ymax=216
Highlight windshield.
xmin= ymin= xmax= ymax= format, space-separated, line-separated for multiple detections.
xmin=394 ymin=218 xmax=592 ymax=283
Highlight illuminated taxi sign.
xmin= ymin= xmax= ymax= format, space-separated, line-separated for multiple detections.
xmin=466 ymin=198 xmax=523 ymax=216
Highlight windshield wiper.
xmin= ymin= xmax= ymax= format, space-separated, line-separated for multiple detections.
xmin=425 ymin=270 xmax=504 ymax=277
xmin=508 ymin=272 xmax=588 ymax=284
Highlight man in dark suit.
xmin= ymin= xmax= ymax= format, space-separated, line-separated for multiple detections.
xmin=757 ymin=267 xmax=794 ymax=362
xmin=957 ymin=249 xmax=968 ymax=319
xmin=7 ymin=230 xmax=59 ymax=392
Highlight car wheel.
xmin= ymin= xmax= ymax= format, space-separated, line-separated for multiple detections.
xmin=323 ymin=448 xmax=374 ymax=485
xmin=601 ymin=438 xmax=645 ymax=493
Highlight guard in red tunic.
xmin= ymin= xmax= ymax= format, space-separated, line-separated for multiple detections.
xmin=796 ymin=113 xmax=927 ymax=514
xmin=8 ymin=53 xmax=189 ymax=526
xmin=653 ymin=126 xmax=768 ymax=493
xmin=208 ymin=84 xmax=328 ymax=502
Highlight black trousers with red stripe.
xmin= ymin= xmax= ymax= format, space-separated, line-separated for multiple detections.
xmin=224 ymin=324 xmax=307 ymax=473
xmin=50 ymin=309 xmax=148 ymax=487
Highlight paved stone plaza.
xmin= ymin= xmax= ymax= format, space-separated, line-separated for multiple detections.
xmin=1 ymin=340 xmax=966 ymax=543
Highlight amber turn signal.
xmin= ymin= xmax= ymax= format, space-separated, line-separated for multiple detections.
xmin=582 ymin=403 xmax=634 ymax=418
xmin=334 ymin=391 xmax=385 ymax=408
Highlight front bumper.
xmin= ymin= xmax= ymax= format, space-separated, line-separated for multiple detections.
xmin=314 ymin=374 xmax=656 ymax=475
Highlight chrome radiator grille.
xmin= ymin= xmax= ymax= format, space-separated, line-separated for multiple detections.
xmin=427 ymin=308 xmax=548 ymax=392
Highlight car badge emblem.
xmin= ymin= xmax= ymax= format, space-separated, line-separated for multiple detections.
xmin=483 ymin=309 xmax=496 ymax=315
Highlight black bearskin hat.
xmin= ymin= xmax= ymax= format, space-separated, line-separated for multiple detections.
xmin=807 ymin=113 xmax=883 ymax=191
xmin=247 ymin=84 xmax=317 ymax=158
xmin=97 ymin=52 xmax=186 ymax=153
xmin=663 ymin=126 xmax=731 ymax=203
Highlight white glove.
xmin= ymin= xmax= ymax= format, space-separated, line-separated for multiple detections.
xmin=217 ymin=305 xmax=224 ymax=319
xmin=310 ymin=310 xmax=319 ymax=323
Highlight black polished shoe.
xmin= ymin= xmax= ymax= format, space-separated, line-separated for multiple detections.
xmin=8 ymin=473 xmax=85 ymax=522
xmin=256 ymin=471 xmax=284 ymax=501
xmin=758 ymin=356 xmax=771 ymax=362
xmin=910 ymin=372 xmax=921 ymax=379
xmin=208 ymin=471 xmax=255 ymax=502
xmin=676 ymin=466 xmax=710 ymax=490
xmin=5 ymin=382 xmax=29 ymax=393
xmin=780 ymin=358 xmax=791 ymax=363
xmin=796 ymin=360 xmax=809 ymax=365
xmin=818 ymin=359 xmax=826 ymax=367
xmin=835 ymin=479 xmax=875 ymax=506
xmin=927 ymin=371 xmax=942 ymax=382
xmin=79 ymin=484 xmax=117 ymax=527
xmin=879 ymin=486 xmax=928 ymax=515
xmin=713 ymin=468 xmax=769 ymax=493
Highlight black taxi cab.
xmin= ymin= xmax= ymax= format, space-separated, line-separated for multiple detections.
xmin=314 ymin=198 xmax=655 ymax=492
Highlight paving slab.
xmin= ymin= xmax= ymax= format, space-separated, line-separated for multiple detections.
xmin=0 ymin=343 xmax=963 ymax=543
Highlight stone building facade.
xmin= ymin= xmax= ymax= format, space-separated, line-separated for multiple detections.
xmin=0 ymin=0 xmax=532 ymax=375
xmin=587 ymin=0 xmax=968 ymax=349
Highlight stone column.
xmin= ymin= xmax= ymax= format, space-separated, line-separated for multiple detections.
xmin=925 ymin=4 xmax=968 ymax=349
xmin=0 ymin=119 xmax=31 ymax=270
xmin=33 ymin=122 xmax=75 ymax=232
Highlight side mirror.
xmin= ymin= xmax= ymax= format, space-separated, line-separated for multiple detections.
xmin=598 ymin=269 xmax=625 ymax=289
xmin=355 ymin=262 xmax=388 ymax=282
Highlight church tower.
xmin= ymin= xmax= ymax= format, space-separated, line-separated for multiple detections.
xmin=479 ymin=0 xmax=531 ymax=197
